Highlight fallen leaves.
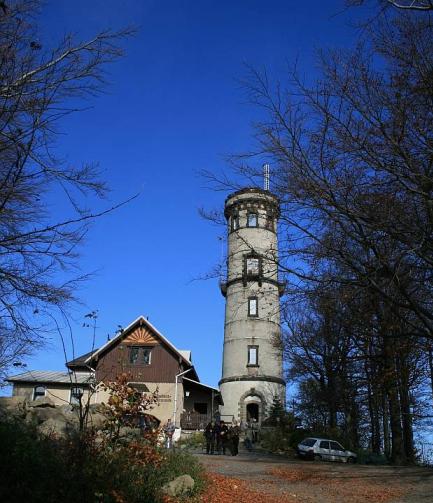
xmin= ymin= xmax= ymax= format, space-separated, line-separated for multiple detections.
xmin=197 ymin=473 xmax=297 ymax=503
xmin=270 ymin=467 xmax=410 ymax=503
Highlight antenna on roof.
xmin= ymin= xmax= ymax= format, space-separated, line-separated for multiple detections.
xmin=263 ymin=163 xmax=270 ymax=191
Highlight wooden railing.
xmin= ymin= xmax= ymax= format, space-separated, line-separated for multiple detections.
xmin=180 ymin=412 xmax=210 ymax=430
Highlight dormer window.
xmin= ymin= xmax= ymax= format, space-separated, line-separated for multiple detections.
xmin=247 ymin=212 xmax=258 ymax=227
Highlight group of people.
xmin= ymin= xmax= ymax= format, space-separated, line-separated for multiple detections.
xmin=203 ymin=420 xmax=241 ymax=456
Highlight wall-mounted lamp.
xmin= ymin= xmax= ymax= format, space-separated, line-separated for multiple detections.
xmin=185 ymin=391 xmax=190 ymax=397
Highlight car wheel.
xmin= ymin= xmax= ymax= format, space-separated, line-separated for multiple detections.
xmin=313 ymin=454 xmax=322 ymax=462
xmin=346 ymin=457 xmax=355 ymax=464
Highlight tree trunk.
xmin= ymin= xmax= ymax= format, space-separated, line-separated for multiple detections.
xmin=428 ymin=344 xmax=433 ymax=406
xmin=396 ymin=353 xmax=415 ymax=464
xmin=365 ymin=359 xmax=381 ymax=453
xmin=383 ymin=336 xmax=405 ymax=464
xmin=382 ymin=391 xmax=391 ymax=460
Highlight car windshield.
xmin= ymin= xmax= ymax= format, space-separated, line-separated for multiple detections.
xmin=300 ymin=438 xmax=316 ymax=447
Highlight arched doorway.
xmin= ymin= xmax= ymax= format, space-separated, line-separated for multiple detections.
xmin=246 ymin=402 xmax=259 ymax=422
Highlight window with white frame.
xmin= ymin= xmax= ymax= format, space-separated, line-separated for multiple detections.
xmin=247 ymin=345 xmax=259 ymax=366
xmin=248 ymin=297 xmax=258 ymax=317
xmin=128 ymin=346 xmax=152 ymax=365
xmin=70 ymin=386 xmax=84 ymax=405
xmin=129 ymin=346 xmax=139 ymax=364
xmin=33 ymin=385 xmax=46 ymax=400
xmin=142 ymin=348 xmax=152 ymax=365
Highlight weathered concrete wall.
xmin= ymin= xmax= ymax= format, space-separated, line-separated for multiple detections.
xmin=12 ymin=383 xmax=91 ymax=406
xmin=11 ymin=381 xmax=184 ymax=426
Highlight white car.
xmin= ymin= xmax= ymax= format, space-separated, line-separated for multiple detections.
xmin=297 ymin=437 xmax=357 ymax=463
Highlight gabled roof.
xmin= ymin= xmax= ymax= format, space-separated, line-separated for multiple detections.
xmin=82 ymin=315 xmax=195 ymax=372
xmin=178 ymin=350 xmax=192 ymax=362
xmin=67 ymin=350 xmax=96 ymax=370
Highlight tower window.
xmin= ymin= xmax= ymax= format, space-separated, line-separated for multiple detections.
xmin=245 ymin=256 xmax=260 ymax=276
xmin=247 ymin=212 xmax=258 ymax=227
xmin=248 ymin=297 xmax=258 ymax=317
xmin=231 ymin=214 xmax=239 ymax=231
xmin=247 ymin=345 xmax=259 ymax=366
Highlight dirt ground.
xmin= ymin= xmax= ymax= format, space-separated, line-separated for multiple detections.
xmin=194 ymin=449 xmax=433 ymax=503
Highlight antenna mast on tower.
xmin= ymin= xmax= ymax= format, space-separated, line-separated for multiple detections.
xmin=263 ymin=163 xmax=270 ymax=191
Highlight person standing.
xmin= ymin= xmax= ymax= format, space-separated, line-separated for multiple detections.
xmin=163 ymin=419 xmax=175 ymax=449
xmin=204 ymin=421 xmax=215 ymax=454
xmin=219 ymin=421 xmax=229 ymax=455
xmin=230 ymin=421 xmax=240 ymax=456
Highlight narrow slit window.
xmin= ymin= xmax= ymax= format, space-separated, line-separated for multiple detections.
xmin=247 ymin=212 xmax=258 ymax=227
xmin=247 ymin=346 xmax=259 ymax=366
xmin=248 ymin=297 xmax=258 ymax=317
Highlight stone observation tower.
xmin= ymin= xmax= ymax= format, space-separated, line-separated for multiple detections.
xmin=219 ymin=182 xmax=286 ymax=424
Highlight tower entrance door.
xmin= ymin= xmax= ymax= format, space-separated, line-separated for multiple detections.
xmin=246 ymin=403 xmax=259 ymax=422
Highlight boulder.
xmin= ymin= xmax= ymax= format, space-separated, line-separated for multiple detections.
xmin=162 ymin=475 xmax=195 ymax=498
xmin=0 ymin=396 xmax=28 ymax=418
xmin=118 ymin=426 xmax=141 ymax=438
xmin=88 ymin=403 xmax=107 ymax=414
xmin=37 ymin=417 xmax=70 ymax=437
xmin=28 ymin=396 xmax=55 ymax=408
xmin=87 ymin=411 xmax=107 ymax=428
xmin=27 ymin=405 xmax=67 ymax=425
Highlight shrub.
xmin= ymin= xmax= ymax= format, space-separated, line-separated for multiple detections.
xmin=355 ymin=449 xmax=389 ymax=465
xmin=176 ymin=431 xmax=205 ymax=451
xmin=0 ymin=417 xmax=206 ymax=503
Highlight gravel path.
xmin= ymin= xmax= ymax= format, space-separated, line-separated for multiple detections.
xmin=194 ymin=448 xmax=433 ymax=503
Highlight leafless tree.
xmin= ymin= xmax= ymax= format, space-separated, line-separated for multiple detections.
xmin=0 ymin=1 xmax=134 ymax=379
xmin=347 ymin=0 xmax=433 ymax=11
xmin=225 ymin=13 xmax=433 ymax=344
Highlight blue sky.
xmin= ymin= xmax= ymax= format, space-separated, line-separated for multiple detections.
xmin=12 ymin=1 xmax=367 ymax=392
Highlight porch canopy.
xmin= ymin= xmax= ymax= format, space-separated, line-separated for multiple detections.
xmin=181 ymin=377 xmax=223 ymax=430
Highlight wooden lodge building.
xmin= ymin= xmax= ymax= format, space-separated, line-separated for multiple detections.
xmin=7 ymin=316 xmax=223 ymax=429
